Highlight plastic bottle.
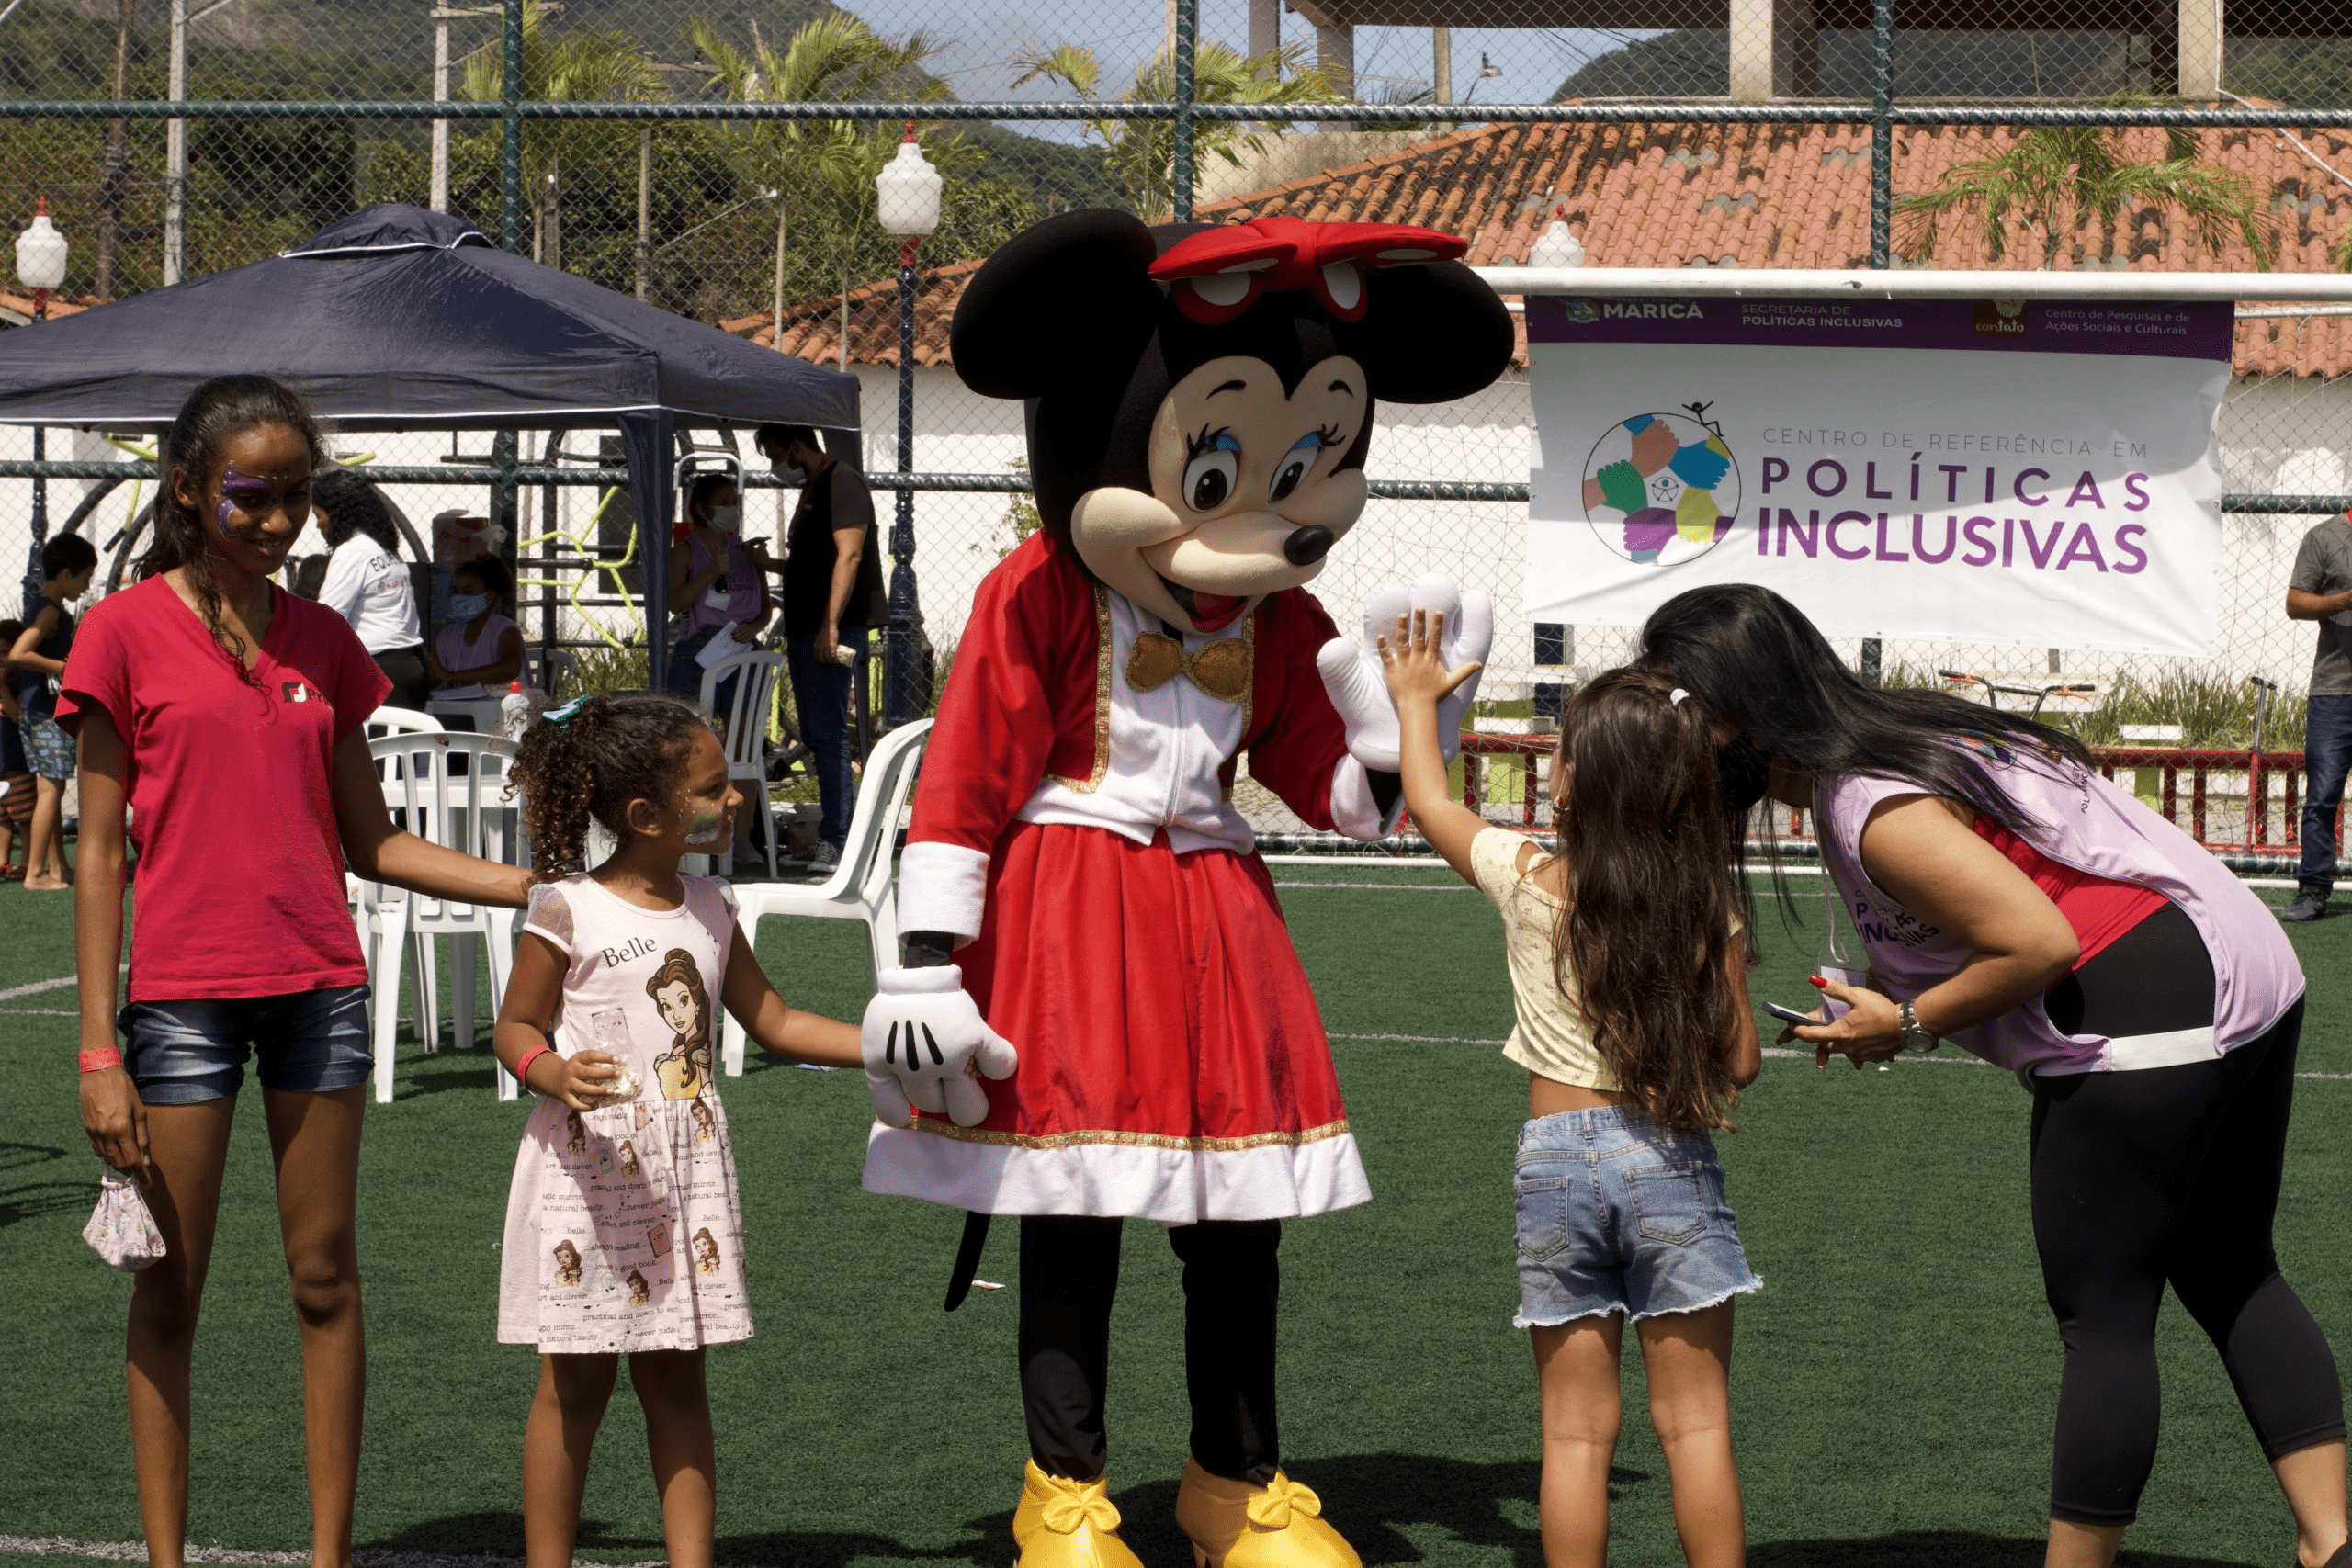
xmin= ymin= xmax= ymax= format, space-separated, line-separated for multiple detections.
xmin=501 ymin=680 xmax=531 ymax=741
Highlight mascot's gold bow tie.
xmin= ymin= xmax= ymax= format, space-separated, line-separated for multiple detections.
xmin=1125 ymin=631 xmax=1250 ymax=704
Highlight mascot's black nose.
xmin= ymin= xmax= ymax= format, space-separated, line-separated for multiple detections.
xmin=1283 ymin=525 xmax=1336 ymax=566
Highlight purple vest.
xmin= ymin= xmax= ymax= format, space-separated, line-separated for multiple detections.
xmin=1816 ymin=746 xmax=2302 ymax=1083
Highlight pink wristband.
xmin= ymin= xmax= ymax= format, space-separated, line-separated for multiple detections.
xmin=79 ymin=1047 xmax=123 ymax=1073
xmin=514 ymin=1044 xmax=554 ymax=1089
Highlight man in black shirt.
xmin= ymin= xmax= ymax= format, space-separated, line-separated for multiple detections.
xmin=755 ymin=423 xmax=881 ymax=874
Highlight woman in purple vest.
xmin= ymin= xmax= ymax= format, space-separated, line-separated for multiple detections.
xmin=1643 ymin=584 xmax=2343 ymax=1568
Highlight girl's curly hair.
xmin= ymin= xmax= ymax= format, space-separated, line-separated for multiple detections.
xmin=508 ymin=692 xmax=708 ymax=874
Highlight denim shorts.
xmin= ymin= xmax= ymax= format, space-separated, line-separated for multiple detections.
xmin=120 ymin=985 xmax=373 ymax=1103
xmin=1513 ymin=1106 xmax=1761 ymax=1328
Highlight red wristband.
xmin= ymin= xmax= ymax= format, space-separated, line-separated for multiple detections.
xmin=514 ymin=1043 xmax=554 ymax=1090
xmin=79 ymin=1047 xmax=123 ymax=1073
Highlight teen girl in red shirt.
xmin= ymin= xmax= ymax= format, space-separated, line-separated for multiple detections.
xmin=64 ymin=376 xmax=536 ymax=1568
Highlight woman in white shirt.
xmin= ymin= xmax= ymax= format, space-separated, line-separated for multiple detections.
xmin=311 ymin=468 xmax=425 ymax=707
xmin=426 ymin=555 xmax=524 ymax=700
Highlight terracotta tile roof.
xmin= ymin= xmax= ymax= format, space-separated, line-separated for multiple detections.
xmin=742 ymin=116 xmax=2352 ymax=379
xmin=0 ymin=286 xmax=101 ymax=326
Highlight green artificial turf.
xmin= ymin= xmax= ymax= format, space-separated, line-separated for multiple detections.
xmin=3 ymin=865 xmax=2350 ymax=1568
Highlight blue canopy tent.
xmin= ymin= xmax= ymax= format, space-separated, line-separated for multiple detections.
xmin=0 ymin=204 xmax=860 ymax=691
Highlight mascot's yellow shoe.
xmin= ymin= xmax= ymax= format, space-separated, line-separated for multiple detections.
xmin=1174 ymin=1458 xmax=1363 ymax=1568
xmin=1012 ymin=1461 xmax=1147 ymax=1568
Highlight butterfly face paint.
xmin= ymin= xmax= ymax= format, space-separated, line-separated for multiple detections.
xmin=217 ymin=462 xmax=284 ymax=538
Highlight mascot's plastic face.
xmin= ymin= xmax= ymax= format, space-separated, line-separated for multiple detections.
xmin=949 ymin=212 xmax=1513 ymax=637
xmin=1069 ymin=353 xmax=1370 ymax=633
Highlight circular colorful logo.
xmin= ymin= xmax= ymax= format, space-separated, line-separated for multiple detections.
xmin=1580 ymin=410 xmax=1741 ymax=567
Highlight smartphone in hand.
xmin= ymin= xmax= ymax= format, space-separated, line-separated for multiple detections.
xmin=1761 ymin=1000 xmax=1820 ymax=1029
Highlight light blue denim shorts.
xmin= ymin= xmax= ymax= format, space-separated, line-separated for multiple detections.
xmin=1513 ymin=1106 xmax=1761 ymax=1328
xmin=120 ymin=985 xmax=373 ymax=1104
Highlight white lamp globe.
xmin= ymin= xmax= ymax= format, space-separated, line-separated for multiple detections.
xmin=875 ymin=124 xmax=943 ymax=242
xmin=17 ymin=205 xmax=67 ymax=292
xmin=1527 ymin=205 xmax=1583 ymax=270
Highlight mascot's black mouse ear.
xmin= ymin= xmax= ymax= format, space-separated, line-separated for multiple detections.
xmin=1349 ymin=260 xmax=1517 ymax=404
xmin=951 ymin=209 xmax=1163 ymax=400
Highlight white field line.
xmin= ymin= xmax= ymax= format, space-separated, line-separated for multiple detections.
xmin=0 ymin=964 xmax=125 ymax=1002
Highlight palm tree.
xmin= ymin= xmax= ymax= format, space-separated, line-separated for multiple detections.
xmin=688 ymin=13 xmax=953 ymax=344
xmin=1011 ymin=39 xmax=1340 ymax=221
xmin=461 ymin=0 xmax=657 ymax=271
xmin=1895 ymin=101 xmax=2278 ymax=270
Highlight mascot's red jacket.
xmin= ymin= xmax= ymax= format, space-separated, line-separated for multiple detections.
xmin=867 ymin=527 xmax=1390 ymax=1221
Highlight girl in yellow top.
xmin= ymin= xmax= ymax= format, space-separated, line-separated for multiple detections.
xmin=1380 ymin=609 xmax=1761 ymax=1568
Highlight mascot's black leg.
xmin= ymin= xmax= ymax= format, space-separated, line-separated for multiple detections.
xmin=1170 ymin=1219 xmax=1282 ymax=1483
xmin=1018 ymin=1214 xmax=1125 ymax=1479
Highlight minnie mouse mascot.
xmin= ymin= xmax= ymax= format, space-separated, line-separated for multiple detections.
xmin=859 ymin=209 xmax=1512 ymax=1568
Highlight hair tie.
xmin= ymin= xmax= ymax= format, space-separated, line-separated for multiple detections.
xmin=543 ymin=695 xmax=590 ymax=726
xmin=1669 ymin=688 xmax=1690 ymax=707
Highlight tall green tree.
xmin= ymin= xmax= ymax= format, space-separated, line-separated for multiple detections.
xmin=461 ymin=0 xmax=656 ymax=270
xmin=1895 ymin=100 xmax=2279 ymax=269
xmin=688 ymin=12 xmax=953 ymax=338
xmin=1010 ymin=39 xmax=1339 ymax=220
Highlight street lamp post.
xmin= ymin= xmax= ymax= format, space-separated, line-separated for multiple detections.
xmin=16 ymin=203 xmax=67 ymax=604
xmin=873 ymin=121 xmax=941 ymax=731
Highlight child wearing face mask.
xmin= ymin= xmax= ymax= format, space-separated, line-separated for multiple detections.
xmin=494 ymin=691 xmax=858 ymax=1568
xmin=1382 ymin=614 xmax=1764 ymax=1568
xmin=663 ymin=475 xmax=770 ymax=715
xmin=427 ymin=555 xmax=526 ymax=702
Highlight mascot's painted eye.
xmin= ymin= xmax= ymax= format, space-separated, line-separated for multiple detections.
xmin=1268 ymin=432 xmax=1326 ymax=503
xmin=1183 ymin=432 xmax=1242 ymax=513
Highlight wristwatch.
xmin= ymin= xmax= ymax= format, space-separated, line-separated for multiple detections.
xmin=1896 ymin=1000 xmax=1939 ymax=1055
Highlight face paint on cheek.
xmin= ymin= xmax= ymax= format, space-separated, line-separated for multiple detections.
xmin=681 ymin=807 xmax=725 ymax=847
xmin=217 ymin=463 xmax=277 ymax=537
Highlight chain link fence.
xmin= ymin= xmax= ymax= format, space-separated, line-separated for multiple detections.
xmin=2 ymin=0 xmax=2350 ymax=785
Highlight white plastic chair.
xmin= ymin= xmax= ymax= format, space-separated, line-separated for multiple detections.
xmin=720 ymin=718 xmax=930 ymax=1077
xmin=361 ymin=731 xmax=526 ymax=1103
xmin=695 ymin=649 xmax=789 ymax=879
xmin=523 ymin=646 xmax=579 ymax=696
xmin=354 ymin=706 xmax=446 ymax=1050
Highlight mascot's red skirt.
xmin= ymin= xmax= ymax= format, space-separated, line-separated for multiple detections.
xmin=861 ymin=822 xmax=1373 ymax=1224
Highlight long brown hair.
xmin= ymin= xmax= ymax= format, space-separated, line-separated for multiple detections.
xmin=1555 ymin=666 xmax=1748 ymax=1132
xmin=139 ymin=375 xmax=329 ymax=672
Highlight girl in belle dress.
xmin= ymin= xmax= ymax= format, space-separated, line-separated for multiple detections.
xmin=493 ymin=691 xmax=860 ymax=1568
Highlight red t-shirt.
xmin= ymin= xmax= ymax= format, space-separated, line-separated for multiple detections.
xmin=56 ymin=577 xmax=391 ymax=1002
xmin=1972 ymin=816 xmax=2170 ymax=968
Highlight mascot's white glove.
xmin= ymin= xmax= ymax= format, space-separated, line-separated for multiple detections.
xmin=860 ymin=966 xmax=1018 ymax=1129
xmin=1316 ymin=575 xmax=1493 ymax=772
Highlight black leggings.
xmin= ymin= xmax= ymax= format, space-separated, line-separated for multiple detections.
xmin=1019 ymin=1215 xmax=1282 ymax=1484
xmin=2031 ymin=957 xmax=2341 ymax=1526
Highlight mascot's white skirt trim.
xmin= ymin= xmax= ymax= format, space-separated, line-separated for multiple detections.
xmin=861 ymin=1121 xmax=1372 ymax=1224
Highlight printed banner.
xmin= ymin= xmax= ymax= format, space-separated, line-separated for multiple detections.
xmin=1524 ymin=295 xmax=2236 ymax=657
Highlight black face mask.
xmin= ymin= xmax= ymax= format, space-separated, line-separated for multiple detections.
xmin=1715 ymin=734 xmax=1774 ymax=816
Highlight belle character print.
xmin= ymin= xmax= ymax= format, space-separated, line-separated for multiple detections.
xmin=564 ymin=1111 xmax=586 ymax=1155
xmin=646 ymin=948 xmax=715 ymax=1100
xmin=626 ymin=1270 xmax=650 ymax=1307
xmin=553 ymin=1239 xmax=582 ymax=1287
xmin=692 ymin=1227 xmax=721 ymax=1276
xmin=690 ymin=1100 xmax=715 ymax=1145
xmin=618 ymin=1140 xmax=642 ymax=1179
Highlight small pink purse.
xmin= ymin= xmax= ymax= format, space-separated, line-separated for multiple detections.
xmin=84 ymin=1170 xmax=167 ymax=1271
